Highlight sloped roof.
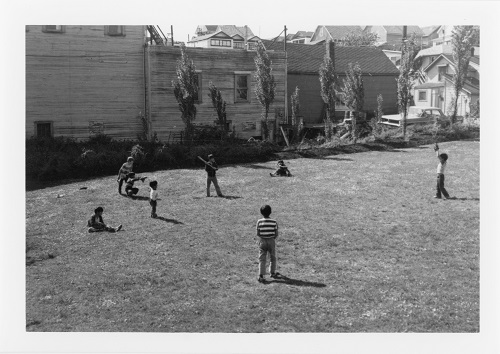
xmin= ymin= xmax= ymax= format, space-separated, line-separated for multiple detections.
xmin=414 ymin=82 xmax=444 ymax=89
xmin=292 ymin=31 xmax=314 ymax=40
xmin=324 ymin=25 xmax=363 ymax=40
xmin=420 ymin=26 xmax=441 ymax=36
xmin=415 ymin=44 xmax=452 ymax=58
xmin=383 ymin=26 xmax=424 ymax=36
xmin=262 ymin=40 xmax=399 ymax=75
xmin=443 ymin=73 xmax=479 ymax=95
xmin=217 ymin=25 xmax=254 ymax=38
xmin=188 ymin=30 xmax=232 ymax=43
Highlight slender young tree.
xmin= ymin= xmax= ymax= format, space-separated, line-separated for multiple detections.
xmin=397 ymin=34 xmax=419 ymax=140
xmin=450 ymin=25 xmax=476 ymax=124
xmin=319 ymin=40 xmax=338 ymax=139
xmin=208 ymin=81 xmax=227 ymax=136
xmin=340 ymin=62 xmax=364 ymax=142
xmin=254 ymin=41 xmax=276 ymax=141
xmin=172 ymin=43 xmax=198 ymax=140
xmin=290 ymin=86 xmax=301 ymax=142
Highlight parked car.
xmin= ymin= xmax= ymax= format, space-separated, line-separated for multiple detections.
xmin=379 ymin=106 xmax=446 ymax=127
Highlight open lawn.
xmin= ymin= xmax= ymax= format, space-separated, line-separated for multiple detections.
xmin=25 ymin=140 xmax=480 ymax=332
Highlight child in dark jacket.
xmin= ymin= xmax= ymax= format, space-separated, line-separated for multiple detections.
xmin=434 ymin=143 xmax=451 ymax=199
xmin=270 ymin=160 xmax=292 ymax=177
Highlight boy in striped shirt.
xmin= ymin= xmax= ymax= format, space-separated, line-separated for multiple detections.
xmin=256 ymin=205 xmax=281 ymax=283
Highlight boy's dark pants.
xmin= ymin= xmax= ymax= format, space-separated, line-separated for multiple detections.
xmin=436 ymin=173 xmax=450 ymax=198
xmin=150 ymin=200 xmax=157 ymax=216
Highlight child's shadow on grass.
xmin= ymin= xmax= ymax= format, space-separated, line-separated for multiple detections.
xmin=267 ymin=276 xmax=326 ymax=288
xmin=155 ymin=216 xmax=184 ymax=224
xmin=220 ymin=195 xmax=242 ymax=200
xmin=131 ymin=195 xmax=150 ymax=201
xmin=450 ymin=197 xmax=479 ymax=201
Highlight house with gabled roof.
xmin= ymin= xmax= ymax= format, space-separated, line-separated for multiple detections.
xmin=263 ymin=40 xmax=400 ymax=124
xmin=364 ymin=25 xmax=424 ymax=50
xmin=289 ymin=31 xmax=314 ymax=44
xmin=309 ymin=26 xmax=364 ymax=45
xmin=187 ymin=30 xmax=260 ymax=50
xmin=413 ymin=53 xmax=479 ymax=116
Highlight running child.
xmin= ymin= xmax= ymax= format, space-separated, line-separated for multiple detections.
xmin=87 ymin=206 xmax=122 ymax=233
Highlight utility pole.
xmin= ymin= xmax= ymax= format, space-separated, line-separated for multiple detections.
xmin=171 ymin=25 xmax=174 ymax=46
xmin=284 ymin=25 xmax=288 ymax=124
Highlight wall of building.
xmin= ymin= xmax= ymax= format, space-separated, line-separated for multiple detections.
xmin=286 ymin=73 xmax=399 ymax=124
xmin=26 ymin=25 xmax=146 ymax=140
xmin=146 ymin=46 xmax=286 ymax=140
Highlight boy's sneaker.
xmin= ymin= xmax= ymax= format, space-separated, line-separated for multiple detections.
xmin=88 ymin=228 xmax=96 ymax=233
xmin=270 ymin=272 xmax=282 ymax=279
xmin=434 ymin=196 xmax=441 ymax=199
xmin=258 ymin=275 xmax=266 ymax=283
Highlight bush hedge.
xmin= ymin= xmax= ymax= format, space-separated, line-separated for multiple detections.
xmin=26 ymin=122 xmax=479 ymax=190
xmin=26 ymin=135 xmax=280 ymax=188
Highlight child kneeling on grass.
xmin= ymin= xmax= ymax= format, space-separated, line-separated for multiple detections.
xmin=87 ymin=207 xmax=122 ymax=233
xmin=270 ymin=160 xmax=292 ymax=177
xmin=125 ymin=172 xmax=147 ymax=197
xmin=256 ymin=205 xmax=281 ymax=283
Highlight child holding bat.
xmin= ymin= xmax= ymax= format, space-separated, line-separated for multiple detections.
xmin=202 ymin=154 xmax=223 ymax=197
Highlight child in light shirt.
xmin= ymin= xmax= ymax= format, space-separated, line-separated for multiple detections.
xmin=433 ymin=143 xmax=450 ymax=199
xmin=149 ymin=180 xmax=158 ymax=218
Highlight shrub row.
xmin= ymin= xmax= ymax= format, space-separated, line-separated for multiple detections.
xmin=26 ymin=135 xmax=279 ymax=186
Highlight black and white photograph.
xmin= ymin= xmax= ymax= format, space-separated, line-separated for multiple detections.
xmin=1 ymin=0 xmax=499 ymax=353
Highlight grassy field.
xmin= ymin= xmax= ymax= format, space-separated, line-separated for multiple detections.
xmin=25 ymin=140 xmax=480 ymax=332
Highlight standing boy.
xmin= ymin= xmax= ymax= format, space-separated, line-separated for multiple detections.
xmin=117 ymin=157 xmax=134 ymax=194
xmin=256 ymin=205 xmax=281 ymax=283
xmin=434 ymin=143 xmax=451 ymax=199
xmin=149 ymin=180 xmax=158 ymax=218
xmin=205 ymin=154 xmax=223 ymax=197
xmin=87 ymin=207 xmax=122 ymax=233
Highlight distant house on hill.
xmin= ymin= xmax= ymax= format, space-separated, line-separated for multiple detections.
xmin=263 ymin=40 xmax=400 ymax=125
xmin=421 ymin=26 xmax=441 ymax=47
xmin=289 ymin=31 xmax=314 ymax=44
xmin=413 ymin=53 xmax=479 ymax=117
xmin=309 ymin=25 xmax=364 ymax=45
xmin=364 ymin=25 xmax=424 ymax=50
xmin=188 ymin=25 xmax=259 ymax=49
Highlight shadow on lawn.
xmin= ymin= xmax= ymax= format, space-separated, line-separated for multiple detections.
xmin=243 ymin=164 xmax=274 ymax=170
xmin=155 ymin=216 xmax=184 ymax=224
xmin=449 ymin=197 xmax=479 ymax=201
xmin=266 ymin=275 xmax=326 ymax=288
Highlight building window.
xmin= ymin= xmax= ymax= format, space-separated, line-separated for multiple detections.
xmin=235 ymin=73 xmax=250 ymax=102
xmin=105 ymin=26 xmax=124 ymax=36
xmin=194 ymin=72 xmax=202 ymax=103
xmin=247 ymin=41 xmax=257 ymax=50
xmin=42 ymin=25 xmax=64 ymax=33
xmin=35 ymin=122 xmax=53 ymax=138
xmin=418 ymin=90 xmax=427 ymax=101
xmin=438 ymin=65 xmax=447 ymax=81
xmin=210 ymin=39 xmax=231 ymax=47
xmin=390 ymin=56 xmax=397 ymax=63
xmin=234 ymin=41 xmax=244 ymax=49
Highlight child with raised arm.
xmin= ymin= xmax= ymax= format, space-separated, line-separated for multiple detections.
xmin=256 ymin=204 xmax=281 ymax=283
xmin=87 ymin=207 xmax=122 ymax=233
xmin=205 ymin=154 xmax=223 ymax=197
xmin=124 ymin=172 xmax=147 ymax=197
xmin=434 ymin=143 xmax=451 ymax=199
xmin=270 ymin=160 xmax=292 ymax=177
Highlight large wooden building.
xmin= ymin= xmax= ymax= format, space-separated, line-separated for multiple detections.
xmin=26 ymin=25 xmax=147 ymax=140
xmin=263 ymin=40 xmax=400 ymax=124
xmin=26 ymin=25 xmax=286 ymax=141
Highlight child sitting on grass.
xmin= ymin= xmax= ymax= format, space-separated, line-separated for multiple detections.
xmin=256 ymin=204 xmax=281 ymax=283
xmin=434 ymin=143 xmax=451 ymax=200
xmin=87 ymin=207 xmax=122 ymax=233
xmin=270 ymin=160 xmax=292 ymax=177
xmin=149 ymin=180 xmax=158 ymax=218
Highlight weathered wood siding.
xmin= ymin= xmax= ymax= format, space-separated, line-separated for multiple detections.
xmin=26 ymin=25 xmax=146 ymax=140
xmin=287 ymin=73 xmax=399 ymax=124
xmin=146 ymin=46 xmax=286 ymax=140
